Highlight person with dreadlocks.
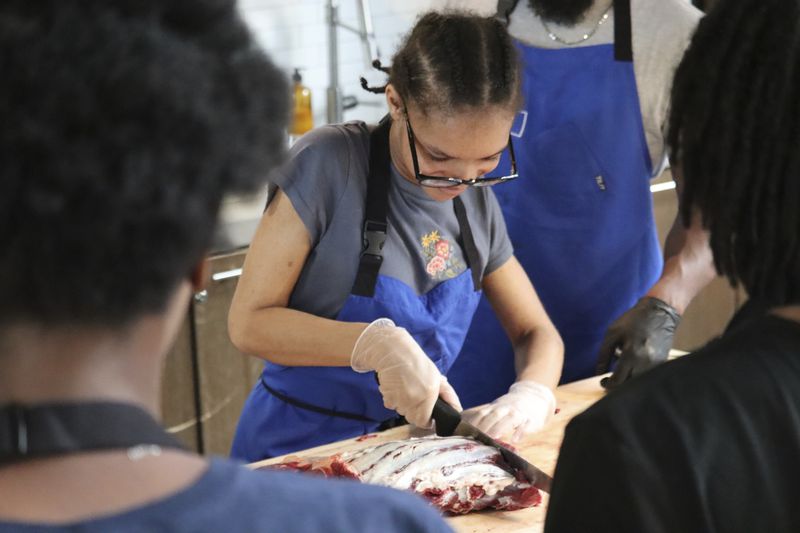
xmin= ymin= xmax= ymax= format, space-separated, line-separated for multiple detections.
xmin=228 ymin=11 xmax=564 ymax=461
xmin=544 ymin=0 xmax=800 ymax=529
xmin=0 ymin=1 xmax=454 ymax=531
xmin=444 ymin=0 xmax=712 ymax=408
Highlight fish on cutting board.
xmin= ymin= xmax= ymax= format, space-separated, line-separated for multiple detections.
xmin=260 ymin=436 xmax=542 ymax=515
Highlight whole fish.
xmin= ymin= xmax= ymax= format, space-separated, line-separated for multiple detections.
xmin=264 ymin=436 xmax=542 ymax=514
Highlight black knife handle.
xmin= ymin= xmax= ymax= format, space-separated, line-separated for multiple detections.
xmin=376 ymin=373 xmax=461 ymax=436
xmin=431 ymin=397 xmax=461 ymax=437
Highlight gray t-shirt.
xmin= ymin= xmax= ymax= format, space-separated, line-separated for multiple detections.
xmin=269 ymin=121 xmax=513 ymax=319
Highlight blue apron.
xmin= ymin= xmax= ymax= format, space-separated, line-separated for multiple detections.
xmin=449 ymin=0 xmax=662 ymax=407
xmin=231 ymin=119 xmax=483 ymax=461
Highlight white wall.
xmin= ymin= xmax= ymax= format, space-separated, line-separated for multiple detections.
xmin=240 ymin=0 xmax=436 ymax=126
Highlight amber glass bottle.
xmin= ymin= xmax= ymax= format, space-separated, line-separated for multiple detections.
xmin=290 ymin=68 xmax=313 ymax=136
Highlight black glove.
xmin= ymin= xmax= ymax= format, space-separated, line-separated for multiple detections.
xmin=596 ymin=297 xmax=681 ymax=389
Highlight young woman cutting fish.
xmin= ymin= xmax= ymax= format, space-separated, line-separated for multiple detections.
xmin=228 ymin=11 xmax=564 ymax=461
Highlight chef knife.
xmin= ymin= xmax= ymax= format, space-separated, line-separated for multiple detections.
xmin=431 ymin=397 xmax=553 ymax=493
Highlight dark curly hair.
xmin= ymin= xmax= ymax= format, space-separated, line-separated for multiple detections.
xmin=361 ymin=11 xmax=522 ymax=115
xmin=668 ymin=0 xmax=800 ymax=306
xmin=0 ymin=0 xmax=289 ymax=326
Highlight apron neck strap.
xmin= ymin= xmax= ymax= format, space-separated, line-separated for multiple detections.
xmin=351 ymin=117 xmax=392 ymax=297
xmin=613 ymin=0 xmax=633 ymax=62
xmin=351 ymin=116 xmax=482 ymax=297
xmin=495 ymin=0 xmax=521 ymax=25
xmin=0 ymin=402 xmax=185 ymax=466
xmin=453 ymin=196 xmax=482 ymax=292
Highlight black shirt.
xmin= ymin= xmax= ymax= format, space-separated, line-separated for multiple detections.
xmin=545 ymin=314 xmax=800 ymax=533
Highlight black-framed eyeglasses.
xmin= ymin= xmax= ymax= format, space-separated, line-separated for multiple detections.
xmin=404 ymin=111 xmax=518 ymax=188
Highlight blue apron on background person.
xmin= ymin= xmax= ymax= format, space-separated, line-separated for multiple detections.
xmin=231 ymin=119 xmax=483 ymax=462
xmin=449 ymin=0 xmax=662 ymax=408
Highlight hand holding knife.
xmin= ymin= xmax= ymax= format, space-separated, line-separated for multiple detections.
xmin=431 ymin=396 xmax=553 ymax=493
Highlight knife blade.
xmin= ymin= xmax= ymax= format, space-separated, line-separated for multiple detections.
xmin=431 ymin=397 xmax=553 ymax=493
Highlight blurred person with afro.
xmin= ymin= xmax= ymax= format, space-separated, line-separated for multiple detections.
xmin=0 ymin=2 xmax=453 ymax=532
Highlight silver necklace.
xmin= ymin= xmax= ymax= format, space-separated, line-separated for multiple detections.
xmin=541 ymin=5 xmax=612 ymax=46
xmin=127 ymin=444 xmax=163 ymax=461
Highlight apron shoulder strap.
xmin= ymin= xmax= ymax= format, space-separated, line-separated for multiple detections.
xmin=0 ymin=402 xmax=184 ymax=466
xmin=495 ymin=0 xmax=521 ymax=25
xmin=614 ymin=0 xmax=633 ymax=62
xmin=351 ymin=117 xmax=392 ymax=297
xmin=453 ymin=197 xmax=482 ymax=292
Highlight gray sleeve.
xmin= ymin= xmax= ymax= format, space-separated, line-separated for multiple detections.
xmin=267 ymin=125 xmax=353 ymax=246
xmin=483 ymin=189 xmax=514 ymax=276
xmin=631 ymin=0 xmax=702 ymax=176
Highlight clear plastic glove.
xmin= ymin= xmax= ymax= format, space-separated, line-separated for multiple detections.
xmin=351 ymin=318 xmax=462 ymax=428
xmin=462 ymin=381 xmax=556 ymax=442
xmin=596 ymin=296 xmax=681 ymax=389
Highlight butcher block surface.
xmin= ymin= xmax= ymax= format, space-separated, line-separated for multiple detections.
xmin=250 ymin=375 xmax=608 ymax=532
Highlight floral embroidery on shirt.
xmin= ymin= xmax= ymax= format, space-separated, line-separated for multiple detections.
xmin=421 ymin=230 xmax=464 ymax=281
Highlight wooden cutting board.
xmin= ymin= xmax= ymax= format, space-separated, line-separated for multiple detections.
xmin=439 ymin=376 xmax=606 ymax=532
xmin=250 ymin=375 xmax=607 ymax=533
